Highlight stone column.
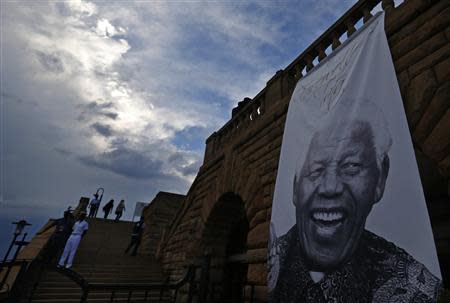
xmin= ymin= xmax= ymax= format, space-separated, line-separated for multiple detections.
xmin=73 ymin=197 xmax=90 ymax=218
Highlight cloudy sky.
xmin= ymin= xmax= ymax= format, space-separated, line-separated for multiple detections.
xmin=0 ymin=0 xmax=377 ymax=253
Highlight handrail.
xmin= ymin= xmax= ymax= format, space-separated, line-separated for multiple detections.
xmin=54 ymin=265 xmax=196 ymax=303
xmin=0 ymin=259 xmax=32 ymax=294
xmin=0 ymin=259 xmax=33 ymax=268
xmin=56 ymin=267 xmax=89 ymax=289
xmin=87 ymin=266 xmax=193 ymax=290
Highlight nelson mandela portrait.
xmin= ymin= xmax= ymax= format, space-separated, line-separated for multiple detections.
xmin=268 ymin=100 xmax=441 ymax=303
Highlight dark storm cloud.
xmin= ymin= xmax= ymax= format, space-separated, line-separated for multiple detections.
xmin=1 ymin=91 xmax=27 ymax=104
xmin=91 ymin=122 xmax=113 ymax=137
xmin=167 ymin=152 xmax=184 ymax=163
xmin=103 ymin=112 xmax=119 ymax=120
xmin=54 ymin=148 xmax=73 ymax=156
xmin=86 ymin=101 xmax=114 ymax=109
xmin=79 ymin=146 xmax=166 ymax=180
xmin=78 ymin=101 xmax=119 ymax=121
xmin=35 ymin=51 xmax=65 ymax=73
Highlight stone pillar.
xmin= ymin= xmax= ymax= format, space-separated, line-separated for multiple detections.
xmin=73 ymin=197 xmax=90 ymax=218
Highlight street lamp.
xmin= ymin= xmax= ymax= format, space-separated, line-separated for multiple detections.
xmin=13 ymin=220 xmax=30 ymax=236
xmin=1 ymin=220 xmax=31 ymax=266
xmin=0 ymin=220 xmax=31 ymax=291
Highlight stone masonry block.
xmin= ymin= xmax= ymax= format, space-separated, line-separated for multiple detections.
xmin=247 ymin=263 xmax=267 ymax=284
xmin=395 ymin=32 xmax=447 ymax=73
xmin=266 ymin=207 xmax=272 ymax=221
xmin=445 ymin=26 xmax=450 ymax=41
xmin=434 ymin=56 xmax=450 ymax=84
xmin=249 ymin=209 xmax=267 ymax=230
xmin=414 ymin=83 xmax=450 ymax=145
xmin=390 ymin=6 xmax=450 ymax=60
xmin=258 ymin=197 xmax=271 ymax=213
xmin=386 ymin=0 xmax=438 ymax=35
xmin=397 ymin=70 xmax=410 ymax=97
xmin=438 ymin=154 xmax=450 ymax=177
xmin=423 ymin=108 xmax=450 ymax=161
xmin=247 ymin=221 xmax=270 ymax=249
xmin=388 ymin=0 xmax=450 ymax=46
xmin=244 ymin=285 xmax=267 ymax=303
xmin=405 ymin=69 xmax=438 ymax=127
xmin=265 ymin=76 xmax=282 ymax=109
xmin=408 ymin=43 xmax=450 ymax=78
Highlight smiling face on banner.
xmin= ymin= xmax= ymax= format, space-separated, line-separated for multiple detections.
xmin=294 ymin=120 xmax=388 ymax=270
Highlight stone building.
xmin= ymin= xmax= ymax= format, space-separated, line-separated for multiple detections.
xmin=152 ymin=0 xmax=450 ymax=301
xmin=139 ymin=192 xmax=185 ymax=256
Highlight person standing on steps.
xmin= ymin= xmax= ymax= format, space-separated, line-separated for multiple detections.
xmin=125 ymin=216 xmax=145 ymax=256
xmin=114 ymin=200 xmax=126 ymax=221
xmin=102 ymin=199 xmax=114 ymax=219
xmin=52 ymin=208 xmax=75 ymax=259
xmin=58 ymin=211 xmax=89 ymax=269
xmin=39 ymin=207 xmax=75 ymax=262
xmin=88 ymin=193 xmax=100 ymax=218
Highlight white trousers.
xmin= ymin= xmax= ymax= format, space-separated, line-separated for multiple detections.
xmin=58 ymin=234 xmax=81 ymax=268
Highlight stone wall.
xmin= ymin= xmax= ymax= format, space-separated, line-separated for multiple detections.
xmin=139 ymin=192 xmax=184 ymax=256
xmin=157 ymin=0 xmax=450 ymax=301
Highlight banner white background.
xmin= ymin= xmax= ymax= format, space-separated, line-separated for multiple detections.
xmin=270 ymin=13 xmax=441 ymax=278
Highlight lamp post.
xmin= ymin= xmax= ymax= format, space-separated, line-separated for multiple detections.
xmin=0 ymin=220 xmax=31 ymax=291
xmin=1 ymin=220 xmax=31 ymax=265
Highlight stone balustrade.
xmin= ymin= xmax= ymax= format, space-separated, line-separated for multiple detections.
xmin=204 ymin=0 xmax=401 ymax=163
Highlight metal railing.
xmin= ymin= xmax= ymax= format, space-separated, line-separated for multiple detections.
xmin=0 ymin=259 xmax=32 ymax=293
xmin=53 ymin=266 xmax=196 ymax=303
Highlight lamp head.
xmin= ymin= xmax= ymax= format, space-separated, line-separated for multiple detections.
xmin=13 ymin=220 xmax=31 ymax=236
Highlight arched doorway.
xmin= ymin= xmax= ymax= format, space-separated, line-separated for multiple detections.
xmin=200 ymin=192 xmax=249 ymax=303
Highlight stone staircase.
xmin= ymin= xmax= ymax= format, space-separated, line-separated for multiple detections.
xmin=22 ymin=218 xmax=171 ymax=302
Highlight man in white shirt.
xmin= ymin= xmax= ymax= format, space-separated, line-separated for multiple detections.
xmin=58 ymin=211 xmax=89 ymax=269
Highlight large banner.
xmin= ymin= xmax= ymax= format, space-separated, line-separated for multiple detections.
xmin=133 ymin=202 xmax=148 ymax=219
xmin=268 ymin=13 xmax=441 ymax=303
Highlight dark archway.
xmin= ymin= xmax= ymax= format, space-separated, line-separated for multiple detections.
xmin=200 ymin=192 xmax=249 ymax=303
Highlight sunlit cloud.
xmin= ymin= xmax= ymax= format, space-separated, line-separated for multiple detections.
xmin=1 ymin=0 xmax=356 ymax=216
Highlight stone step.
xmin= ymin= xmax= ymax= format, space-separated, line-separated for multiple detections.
xmin=33 ymin=287 xmax=82 ymax=294
xmin=44 ymin=270 xmax=164 ymax=277
xmin=26 ymin=298 xmax=172 ymax=303
xmin=40 ymin=278 xmax=165 ymax=284
xmin=43 ymin=274 xmax=165 ymax=280
xmin=39 ymin=277 xmax=165 ymax=285
xmin=72 ymin=263 xmax=161 ymax=269
xmin=32 ymin=291 xmax=172 ymax=300
xmin=22 ymin=218 xmax=168 ymax=303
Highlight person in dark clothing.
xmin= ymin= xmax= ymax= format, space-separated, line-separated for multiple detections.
xmin=114 ymin=200 xmax=126 ymax=221
xmin=88 ymin=193 xmax=100 ymax=218
xmin=102 ymin=199 xmax=114 ymax=219
xmin=42 ymin=208 xmax=75 ymax=262
xmin=124 ymin=217 xmax=145 ymax=256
